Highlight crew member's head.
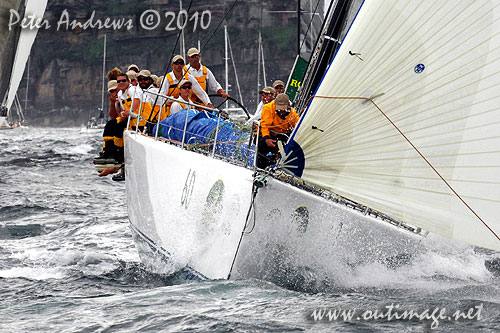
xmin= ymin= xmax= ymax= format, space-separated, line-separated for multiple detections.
xmin=275 ymin=93 xmax=290 ymax=119
xmin=116 ymin=72 xmax=130 ymax=91
xmin=273 ymin=80 xmax=285 ymax=94
xmin=178 ymin=79 xmax=192 ymax=99
xmin=171 ymin=55 xmax=185 ymax=70
xmin=151 ymin=74 xmax=159 ymax=88
xmin=137 ymin=70 xmax=153 ymax=89
xmin=187 ymin=48 xmax=201 ymax=65
xmin=107 ymin=80 xmax=118 ymax=95
xmin=126 ymin=70 xmax=137 ymax=86
xmin=127 ymin=64 xmax=140 ymax=73
xmin=259 ymin=86 xmax=276 ymax=105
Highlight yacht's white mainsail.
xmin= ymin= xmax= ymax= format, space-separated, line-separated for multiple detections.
xmin=3 ymin=0 xmax=48 ymax=112
xmin=283 ymin=0 xmax=500 ymax=251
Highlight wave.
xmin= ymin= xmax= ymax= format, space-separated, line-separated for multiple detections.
xmin=0 ymin=224 xmax=47 ymax=239
xmin=0 ymin=203 xmax=50 ymax=221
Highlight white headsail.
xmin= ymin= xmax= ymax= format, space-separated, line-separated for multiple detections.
xmin=284 ymin=0 xmax=500 ymax=251
xmin=4 ymin=0 xmax=48 ymax=111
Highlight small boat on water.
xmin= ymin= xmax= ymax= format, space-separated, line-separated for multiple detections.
xmin=124 ymin=0 xmax=500 ymax=281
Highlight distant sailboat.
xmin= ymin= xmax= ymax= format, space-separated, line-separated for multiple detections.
xmin=0 ymin=0 xmax=48 ymax=129
xmin=81 ymin=34 xmax=108 ymax=133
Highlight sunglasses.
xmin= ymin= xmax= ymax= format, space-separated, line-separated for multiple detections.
xmin=180 ymin=86 xmax=192 ymax=90
xmin=117 ymin=79 xmax=128 ymax=83
xmin=137 ymin=77 xmax=149 ymax=82
xmin=173 ymin=61 xmax=184 ymax=65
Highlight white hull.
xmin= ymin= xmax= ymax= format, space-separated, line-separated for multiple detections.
xmin=125 ymin=131 xmax=425 ymax=281
xmin=0 ymin=116 xmax=11 ymax=129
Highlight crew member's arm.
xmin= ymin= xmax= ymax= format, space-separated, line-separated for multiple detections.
xmin=188 ymin=73 xmax=214 ymax=108
xmin=207 ymin=68 xmax=229 ymax=99
xmin=157 ymin=76 xmax=170 ymax=106
xmin=259 ymin=104 xmax=276 ymax=148
xmin=108 ymin=90 xmax=119 ymax=119
xmin=245 ymin=101 xmax=263 ymax=125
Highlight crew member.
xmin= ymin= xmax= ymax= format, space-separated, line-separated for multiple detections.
xmin=134 ymin=69 xmax=159 ymax=128
xmin=126 ymin=70 xmax=138 ymax=86
xmin=151 ymin=74 xmax=159 ymax=88
xmin=185 ymin=47 xmax=229 ymax=107
xmin=272 ymin=80 xmax=286 ymax=95
xmin=245 ymin=86 xmax=275 ymax=125
xmin=257 ymin=93 xmax=299 ymax=169
xmin=170 ymin=79 xmax=195 ymax=115
xmin=158 ymin=55 xmax=213 ymax=118
xmin=127 ymin=64 xmax=140 ymax=73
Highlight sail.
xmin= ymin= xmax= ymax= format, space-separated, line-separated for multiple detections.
xmin=4 ymin=0 xmax=47 ymax=111
xmin=0 ymin=0 xmax=22 ymax=106
xmin=283 ymin=0 xmax=500 ymax=251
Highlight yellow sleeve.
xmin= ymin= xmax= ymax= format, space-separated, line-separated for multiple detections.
xmin=260 ymin=102 xmax=273 ymax=137
xmin=290 ymin=107 xmax=299 ymax=128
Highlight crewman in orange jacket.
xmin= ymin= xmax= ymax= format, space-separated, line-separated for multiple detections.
xmin=257 ymin=93 xmax=299 ymax=169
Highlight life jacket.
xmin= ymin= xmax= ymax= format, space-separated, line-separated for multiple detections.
xmin=117 ymin=90 xmax=135 ymax=127
xmin=259 ymin=101 xmax=299 ymax=138
xmin=166 ymin=72 xmax=189 ymax=99
xmin=184 ymin=65 xmax=208 ymax=108
xmin=164 ymin=72 xmax=189 ymax=118
xmin=184 ymin=65 xmax=208 ymax=92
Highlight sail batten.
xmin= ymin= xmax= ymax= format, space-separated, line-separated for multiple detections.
xmin=286 ymin=0 xmax=500 ymax=250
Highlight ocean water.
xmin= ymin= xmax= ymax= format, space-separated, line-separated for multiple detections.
xmin=0 ymin=127 xmax=499 ymax=332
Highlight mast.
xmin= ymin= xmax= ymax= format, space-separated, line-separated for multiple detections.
xmin=224 ymin=25 xmax=229 ymax=111
xmin=295 ymin=0 xmax=352 ymax=111
xmin=297 ymin=0 xmax=301 ymax=55
xmin=100 ymin=34 xmax=106 ymax=116
xmin=23 ymin=55 xmax=30 ymax=115
xmin=179 ymin=0 xmax=186 ymax=59
xmin=256 ymin=32 xmax=261 ymax=108
xmin=260 ymin=35 xmax=267 ymax=88
xmin=227 ymin=29 xmax=244 ymax=106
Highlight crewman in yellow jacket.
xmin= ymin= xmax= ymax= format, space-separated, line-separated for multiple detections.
xmin=257 ymin=93 xmax=299 ymax=169
xmin=170 ymin=79 xmax=195 ymax=115
xmin=185 ymin=47 xmax=229 ymax=108
xmin=158 ymin=55 xmax=213 ymax=119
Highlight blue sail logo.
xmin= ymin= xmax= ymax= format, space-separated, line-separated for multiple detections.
xmin=414 ymin=63 xmax=425 ymax=73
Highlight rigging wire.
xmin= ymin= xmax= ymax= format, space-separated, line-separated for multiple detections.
xmin=298 ymin=0 xmax=323 ymax=57
xmin=149 ymin=0 xmax=240 ymax=125
xmin=227 ymin=175 xmax=264 ymax=279
xmin=148 ymin=0 xmax=195 ymax=124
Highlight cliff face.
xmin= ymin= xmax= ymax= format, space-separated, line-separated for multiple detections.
xmin=18 ymin=0 xmax=300 ymax=126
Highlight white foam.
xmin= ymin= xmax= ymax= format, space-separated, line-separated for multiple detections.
xmin=0 ymin=267 xmax=66 ymax=280
xmin=55 ymin=143 xmax=93 ymax=156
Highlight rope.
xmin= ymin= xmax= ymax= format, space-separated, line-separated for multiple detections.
xmin=227 ymin=173 xmax=263 ymax=279
xmin=309 ymin=95 xmax=500 ymax=244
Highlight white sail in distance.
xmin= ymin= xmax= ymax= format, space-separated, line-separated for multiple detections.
xmin=5 ymin=0 xmax=48 ymax=111
xmin=284 ymin=0 xmax=500 ymax=251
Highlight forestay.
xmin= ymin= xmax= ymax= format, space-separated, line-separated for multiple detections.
xmin=283 ymin=0 xmax=500 ymax=251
